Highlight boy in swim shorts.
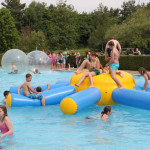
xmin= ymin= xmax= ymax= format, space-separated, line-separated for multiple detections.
xmin=18 ymin=73 xmax=46 ymax=106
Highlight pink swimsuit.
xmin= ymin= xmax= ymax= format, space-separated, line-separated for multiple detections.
xmin=0 ymin=123 xmax=9 ymax=134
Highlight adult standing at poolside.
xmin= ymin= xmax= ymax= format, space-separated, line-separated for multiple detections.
xmin=105 ymin=36 xmax=122 ymax=62
xmin=63 ymin=48 xmax=68 ymax=68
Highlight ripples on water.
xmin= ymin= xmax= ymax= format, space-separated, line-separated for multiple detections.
xmin=0 ymin=69 xmax=150 ymax=150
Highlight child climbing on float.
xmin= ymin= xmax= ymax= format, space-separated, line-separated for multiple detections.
xmin=75 ymin=52 xmax=100 ymax=88
xmin=138 ymin=67 xmax=150 ymax=91
xmin=108 ymin=41 xmax=124 ymax=89
xmin=0 ymin=105 xmax=13 ymax=143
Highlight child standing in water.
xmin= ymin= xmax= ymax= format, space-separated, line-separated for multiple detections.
xmin=0 ymin=105 xmax=13 ymax=142
xmin=108 ymin=41 xmax=124 ymax=89
xmin=138 ymin=67 xmax=150 ymax=91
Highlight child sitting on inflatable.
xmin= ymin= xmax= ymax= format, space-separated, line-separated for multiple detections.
xmin=75 ymin=52 xmax=100 ymax=88
xmin=138 ymin=67 xmax=150 ymax=91
xmin=18 ymin=73 xmax=46 ymax=106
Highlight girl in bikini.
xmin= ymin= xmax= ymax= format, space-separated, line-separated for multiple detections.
xmin=108 ymin=41 xmax=124 ymax=89
xmin=138 ymin=67 xmax=150 ymax=91
xmin=75 ymin=52 xmax=100 ymax=88
xmin=0 ymin=105 xmax=13 ymax=142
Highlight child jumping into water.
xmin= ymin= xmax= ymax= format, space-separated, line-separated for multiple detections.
xmin=108 ymin=41 xmax=124 ymax=89
xmin=138 ymin=67 xmax=150 ymax=91
xmin=18 ymin=73 xmax=46 ymax=106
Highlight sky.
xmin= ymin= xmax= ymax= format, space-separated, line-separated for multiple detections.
xmin=0 ymin=0 xmax=150 ymax=13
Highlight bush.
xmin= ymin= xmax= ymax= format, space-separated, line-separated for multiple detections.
xmin=70 ymin=55 xmax=150 ymax=71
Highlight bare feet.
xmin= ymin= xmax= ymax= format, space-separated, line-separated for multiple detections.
xmin=75 ymin=84 xmax=80 ymax=87
xmin=75 ymin=70 xmax=81 ymax=74
xmin=89 ymin=85 xmax=94 ymax=88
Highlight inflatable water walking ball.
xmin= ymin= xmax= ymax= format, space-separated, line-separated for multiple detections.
xmin=1 ymin=49 xmax=27 ymax=74
xmin=27 ymin=50 xmax=51 ymax=73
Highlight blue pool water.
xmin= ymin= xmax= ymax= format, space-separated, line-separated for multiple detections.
xmin=0 ymin=69 xmax=150 ymax=150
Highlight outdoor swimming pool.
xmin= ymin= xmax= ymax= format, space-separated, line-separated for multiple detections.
xmin=0 ymin=69 xmax=150 ymax=150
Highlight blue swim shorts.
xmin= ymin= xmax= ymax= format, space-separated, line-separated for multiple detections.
xmin=27 ymin=93 xmax=43 ymax=100
xmin=110 ymin=63 xmax=119 ymax=71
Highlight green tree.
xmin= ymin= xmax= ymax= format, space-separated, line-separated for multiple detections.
xmin=24 ymin=1 xmax=47 ymax=31
xmin=0 ymin=8 xmax=19 ymax=52
xmin=105 ymin=5 xmax=150 ymax=53
xmin=77 ymin=13 xmax=92 ymax=47
xmin=1 ymin=0 xmax=25 ymax=31
xmin=43 ymin=1 xmax=79 ymax=50
xmin=88 ymin=4 xmax=115 ymax=50
xmin=119 ymin=0 xmax=140 ymax=23
xmin=18 ymin=26 xmax=48 ymax=52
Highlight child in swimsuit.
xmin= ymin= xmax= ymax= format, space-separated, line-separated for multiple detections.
xmin=108 ymin=41 xmax=124 ymax=89
xmin=75 ymin=52 xmax=100 ymax=88
xmin=100 ymin=106 xmax=112 ymax=121
xmin=0 ymin=105 xmax=13 ymax=142
xmin=138 ymin=67 xmax=150 ymax=91
xmin=18 ymin=74 xmax=46 ymax=106
xmin=86 ymin=106 xmax=112 ymax=121
xmin=2 ymin=91 xmax=10 ymax=103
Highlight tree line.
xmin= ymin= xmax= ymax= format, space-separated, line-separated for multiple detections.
xmin=0 ymin=0 xmax=150 ymax=53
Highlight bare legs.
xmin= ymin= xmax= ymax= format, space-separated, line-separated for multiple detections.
xmin=75 ymin=60 xmax=91 ymax=74
xmin=41 ymin=96 xmax=45 ymax=107
xmin=116 ymin=71 xmax=124 ymax=78
xmin=75 ymin=72 xmax=96 ymax=88
xmin=111 ymin=70 xmax=124 ymax=89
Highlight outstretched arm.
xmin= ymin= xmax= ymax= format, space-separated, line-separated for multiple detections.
xmin=117 ymin=42 xmax=122 ymax=57
xmin=44 ymin=84 xmax=50 ymax=92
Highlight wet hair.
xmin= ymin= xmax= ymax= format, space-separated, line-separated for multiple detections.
xmin=3 ymin=91 xmax=10 ymax=97
xmin=35 ymin=69 xmax=39 ymax=73
xmin=36 ymin=87 xmax=42 ymax=92
xmin=0 ymin=105 xmax=8 ymax=122
xmin=26 ymin=73 xmax=32 ymax=78
xmin=101 ymin=106 xmax=112 ymax=117
xmin=108 ymin=41 xmax=114 ymax=47
xmin=138 ymin=67 xmax=147 ymax=75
